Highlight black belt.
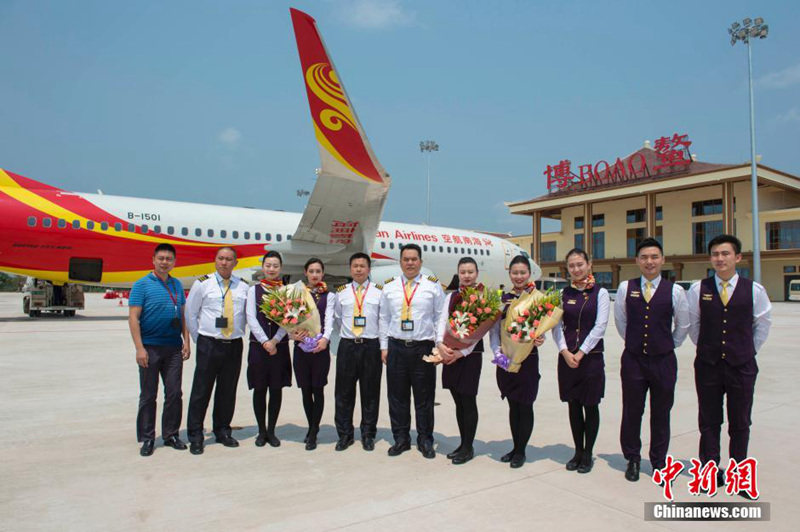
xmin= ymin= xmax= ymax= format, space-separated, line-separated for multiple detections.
xmin=342 ymin=337 xmax=379 ymax=345
xmin=201 ymin=335 xmax=242 ymax=345
xmin=389 ymin=338 xmax=434 ymax=348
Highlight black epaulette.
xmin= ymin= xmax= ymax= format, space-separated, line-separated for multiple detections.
xmin=238 ymin=277 xmax=249 ymax=287
xmin=197 ymin=275 xmax=209 ymax=282
xmin=384 ymin=277 xmax=395 ymax=284
xmin=336 ymin=284 xmax=347 ymax=293
xmin=375 ymin=284 xmax=383 ymax=290
xmin=427 ymin=275 xmax=438 ymax=283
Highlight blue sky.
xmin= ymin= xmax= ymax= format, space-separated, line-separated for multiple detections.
xmin=1 ymin=0 xmax=798 ymax=236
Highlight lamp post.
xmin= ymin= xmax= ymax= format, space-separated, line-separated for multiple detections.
xmin=419 ymin=140 xmax=439 ymax=225
xmin=729 ymin=17 xmax=768 ymax=283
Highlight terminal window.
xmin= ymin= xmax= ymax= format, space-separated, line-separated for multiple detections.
xmin=627 ymin=209 xmax=646 ymax=224
xmin=540 ymin=242 xmax=556 ymax=262
xmin=592 ymin=232 xmax=605 ymax=259
xmin=692 ymin=199 xmax=723 ymax=216
xmin=574 ymin=216 xmax=584 ymax=230
xmin=592 ymin=214 xmax=605 ymax=227
xmin=767 ymin=220 xmax=800 ymax=250
xmin=574 ymin=233 xmax=584 ymax=251
xmin=693 ymin=220 xmax=723 ymax=254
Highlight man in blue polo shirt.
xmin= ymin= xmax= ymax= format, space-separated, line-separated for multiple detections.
xmin=129 ymin=243 xmax=191 ymax=456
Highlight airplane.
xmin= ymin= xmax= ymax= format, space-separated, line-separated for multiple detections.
xmin=0 ymin=8 xmax=539 ymax=312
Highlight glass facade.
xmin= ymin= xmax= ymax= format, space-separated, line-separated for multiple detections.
xmin=592 ymin=232 xmax=605 ymax=259
xmin=540 ymin=241 xmax=556 ymax=262
xmin=767 ymin=220 xmax=800 ymax=250
xmin=693 ymin=220 xmax=723 ymax=254
xmin=692 ymin=199 xmax=723 ymax=216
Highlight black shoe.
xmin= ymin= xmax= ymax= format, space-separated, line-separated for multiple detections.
xmin=216 ymin=435 xmax=239 ymax=448
xmin=265 ymin=432 xmax=281 ymax=447
xmin=361 ymin=437 xmax=375 ymax=451
xmin=446 ymin=445 xmax=463 ymax=460
xmin=566 ymin=451 xmax=582 ymax=471
xmin=139 ymin=440 xmax=155 ymax=457
xmin=189 ymin=441 xmax=204 ymax=455
xmin=500 ymin=449 xmax=515 ymax=463
xmin=577 ymin=455 xmax=593 ymax=474
xmin=625 ymin=460 xmax=640 ymax=482
xmin=418 ymin=442 xmax=436 ymax=459
xmin=255 ymin=433 xmax=268 ymax=447
xmin=163 ymin=436 xmax=187 ymax=451
xmin=305 ymin=434 xmax=317 ymax=451
xmin=303 ymin=431 xmax=309 ymax=444
xmin=387 ymin=441 xmax=411 ymax=456
xmin=510 ymin=453 xmax=526 ymax=468
xmin=452 ymin=448 xmax=474 ymax=465
xmin=335 ymin=436 xmax=355 ymax=451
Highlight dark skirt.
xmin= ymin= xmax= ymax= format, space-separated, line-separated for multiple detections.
xmin=557 ymin=351 xmax=605 ymax=406
xmin=293 ymin=343 xmax=331 ymax=389
xmin=247 ymin=340 xmax=291 ymax=390
xmin=496 ymin=350 xmax=540 ymax=405
xmin=442 ymin=351 xmax=483 ymax=396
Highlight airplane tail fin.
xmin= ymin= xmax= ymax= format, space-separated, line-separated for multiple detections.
xmin=288 ymin=8 xmax=390 ymax=256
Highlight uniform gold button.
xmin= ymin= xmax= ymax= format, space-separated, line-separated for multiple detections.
xmin=722 ymin=341 xmax=726 ymax=345
xmin=645 ymin=324 xmax=649 ymax=328
xmin=723 ymin=330 xmax=727 ymax=334
xmin=645 ymin=315 xmax=649 ymax=319
xmin=724 ymin=309 xmax=728 ymax=312
xmin=722 ymin=353 xmax=726 ymax=359
xmin=646 ymin=306 xmax=650 ymax=310
xmin=723 ymin=320 xmax=727 ymax=324
xmin=644 ymin=333 xmax=648 ymax=337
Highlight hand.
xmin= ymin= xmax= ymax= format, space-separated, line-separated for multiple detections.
xmin=381 ymin=349 xmax=388 ymax=365
xmin=534 ymin=335 xmax=546 ymax=347
xmin=136 ymin=347 xmax=149 ymax=368
xmin=561 ymin=349 xmax=578 ymax=369
xmin=313 ymin=338 xmax=329 ymax=353
xmin=291 ymin=329 xmax=309 ymax=341
xmin=181 ymin=343 xmax=191 ymax=361
xmin=263 ymin=340 xmax=277 ymax=355
xmin=573 ymin=350 xmax=586 ymax=365
xmin=444 ymin=350 xmax=463 ymax=365
xmin=437 ymin=342 xmax=454 ymax=361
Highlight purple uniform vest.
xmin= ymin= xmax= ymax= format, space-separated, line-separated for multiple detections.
xmin=696 ymin=276 xmax=755 ymax=366
xmin=312 ymin=290 xmax=329 ymax=334
xmin=561 ymin=285 xmax=604 ymax=354
xmin=249 ymin=284 xmax=290 ymax=344
xmin=624 ymin=277 xmax=674 ymax=356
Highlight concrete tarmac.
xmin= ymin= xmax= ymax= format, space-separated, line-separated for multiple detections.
xmin=0 ymin=293 xmax=796 ymax=531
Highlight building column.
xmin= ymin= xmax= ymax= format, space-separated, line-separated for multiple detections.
xmin=722 ymin=182 xmax=735 ymax=235
xmin=532 ymin=211 xmax=542 ymax=264
xmin=674 ymin=261 xmax=684 ymax=281
xmin=559 ymin=265 xmax=568 ymax=279
xmin=611 ymin=264 xmax=621 ymax=287
xmin=584 ymin=202 xmax=593 ymax=258
xmin=646 ymin=192 xmax=657 ymax=238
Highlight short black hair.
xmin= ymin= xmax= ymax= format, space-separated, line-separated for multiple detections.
xmin=508 ymin=255 xmax=531 ymax=272
xmin=565 ymin=248 xmax=589 ymax=263
xmin=217 ymin=246 xmax=237 ymax=259
xmin=262 ymin=250 xmax=282 ymax=265
xmin=153 ymin=243 xmax=176 ymax=257
xmin=708 ymin=234 xmax=742 ymax=255
xmin=457 ymin=256 xmax=478 ymax=272
xmin=304 ymin=257 xmax=325 ymax=272
xmin=349 ymin=252 xmax=371 ymax=267
xmin=636 ymin=237 xmax=663 ymax=256
xmin=400 ymin=243 xmax=422 ymax=259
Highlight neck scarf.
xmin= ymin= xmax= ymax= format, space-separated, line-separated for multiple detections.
xmin=261 ymin=279 xmax=283 ymax=288
xmin=571 ymin=273 xmax=596 ymax=291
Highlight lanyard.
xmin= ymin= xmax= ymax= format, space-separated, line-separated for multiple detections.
xmin=157 ymin=275 xmax=178 ymax=307
xmin=352 ymin=282 xmax=370 ymax=316
xmin=403 ymin=279 xmax=419 ymax=309
xmin=217 ymin=275 xmax=232 ymax=302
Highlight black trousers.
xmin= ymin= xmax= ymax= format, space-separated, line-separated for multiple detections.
xmin=387 ymin=339 xmax=435 ymax=445
xmin=334 ymin=337 xmax=383 ymax=439
xmin=137 ymin=345 xmax=184 ymax=442
xmin=187 ymin=336 xmax=243 ymax=443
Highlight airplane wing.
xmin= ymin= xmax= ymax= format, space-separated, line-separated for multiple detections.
xmin=289 ymin=8 xmax=391 ymax=257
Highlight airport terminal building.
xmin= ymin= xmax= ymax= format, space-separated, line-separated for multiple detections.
xmin=507 ymin=135 xmax=800 ymax=301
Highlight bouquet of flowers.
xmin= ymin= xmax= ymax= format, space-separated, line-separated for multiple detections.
xmin=443 ymin=285 xmax=503 ymax=350
xmin=494 ymin=288 xmax=563 ymax=373
xmin=259 ymin=281 xmax=322 ymax=351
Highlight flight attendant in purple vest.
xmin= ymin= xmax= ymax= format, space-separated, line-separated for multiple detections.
xmin=614 ymin=238 xmax=689 ymax=482
xmin=436 ymin=257 xmax=486 ymax=465
xmin=551 ymin=248 xmax=609 ymax=474
xmin=687 ymin=234 xmax=771 ymax=497
xmin=245 ymin=250 xmax=291 ymax=448
xmin=291 ymin=258 xmax=334 ymax=451
xmin=490 ymin=255 xmax=547 ymax=469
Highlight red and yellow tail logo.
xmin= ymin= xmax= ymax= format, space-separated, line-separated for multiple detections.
xmin=291 ymin=8 xmax=384 ymax=184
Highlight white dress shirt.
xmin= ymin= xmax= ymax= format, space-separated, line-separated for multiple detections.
xmin=310 ymin=286 xmax=336 ymax=341
xmin=551 ymin=287 xmax=610 ymax=354
xmin=333 ymin=280 xmax=382 ymax=340
xmin=687 ymin=274 xmax=772 ymax=352
xmin=245 ymin=284 xmax=287 ymax=344
xmin=379 ymin=274 xmax=445 ymax=349
xmin=436 ymin=292 xmax=480 ymax=356
xmin=613 ymin=276 xmax=690 ymax=348
xmin=185 ymin=273 xmax=249 ymax=342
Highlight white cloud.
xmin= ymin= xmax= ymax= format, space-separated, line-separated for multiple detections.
xmin=756 ymin=63 xmax=800 ymax=89
xmin=217 ymin=127 xmax=241 ymax=146
xmin=777 ymin=107 xmax=800 ymax=123
xmin=342 ymin=0 xmax=416 ymax=30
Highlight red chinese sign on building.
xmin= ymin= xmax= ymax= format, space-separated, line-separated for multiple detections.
xmin=544 ymin=133 xmax=693 ymax=194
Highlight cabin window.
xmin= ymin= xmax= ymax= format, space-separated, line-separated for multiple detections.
xmin=276 ymin=234 xmax=282 ymax=242
xmin=220 ymin=230 xmax=227 ymax=238
xmin=244 ymin=231 xmax=250 ymax=240
xmin=287 ymin=235 xmax=292 ymax=240
xmin=138 ymin=224 xmax=146 ymax=233
xmin=57 ymin=219 xmax=66 ymax=229
xmin=74 ymin=220 xmax=82 ymax=229
xmin=114 ymin=223 xmax=122 ymax=232
xmin=207 ymin=229 xmax=214 ymax=237
xmin=486 ymin=250 xmax=490 ymax=256
xmin=232 ymin=231 xmax=239 ymax=239
xmin=255 ymin=232 xmax=261 ymax=241
xmin=389 ymin=242 xmax=395 ymax=249
xmin=128 ymin=223 xmax=136 ymax=232
xmin=265 ymin=233 xmax=272 ymax=241
xmin=166 ymin=226 xmax=174 ymax=235
xmin=181 ymin=227 xmax=188 ymax=236
xmin=423 ymin=245 xmax=428 ymax=252
xmin=42 ymin=218 xmax=52 ymax=228
xmin=27 ymin=216 xmax=36 ymax=227
xmin=100 ymin=222 xmax=109 ymax=231
xmin=447 ymin=246 xmax=451 ymax=253
xmin=195 ymin=228 xmax=202 ymax=237
xmin=380 ymin=242 xmax=386 ymax=249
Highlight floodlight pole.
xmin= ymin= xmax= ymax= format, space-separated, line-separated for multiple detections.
xmin=746 ymin=39 xmax=761 ymax=283
xmin=420 ymin=140 xmax=439 ymax=226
